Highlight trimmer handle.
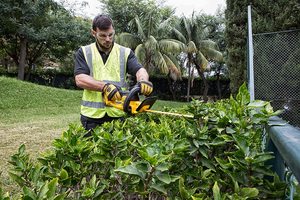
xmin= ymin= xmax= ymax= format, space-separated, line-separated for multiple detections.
xmin=123 ymin=85 xmax=141 ymax=113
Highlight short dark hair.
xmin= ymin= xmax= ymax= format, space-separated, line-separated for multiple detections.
xmin=92 ymin=14 xmax=114 ymax=31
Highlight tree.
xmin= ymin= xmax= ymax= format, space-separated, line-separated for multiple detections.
xmin=171 ymin=14 xmax=223 ymax=102
xmin=225 ymin=0 xmax=300 ymax=95
xmin=116 ymin=13 xmax=185 ymax=80
xmin=195 ymin=12 xmax=227 ymax=99
xmin=102 ymin=0 xmax=175 ymax=34
xmin=0 ymin=0 xmax=92 ymax=80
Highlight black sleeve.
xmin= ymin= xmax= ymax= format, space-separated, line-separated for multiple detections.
xmin=74 ymin=48 xmax=90 ymax=76
xmin=126 ymin=50 xmax=143 ymax=76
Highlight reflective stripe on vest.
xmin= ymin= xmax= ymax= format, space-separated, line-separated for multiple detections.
xmin=81 ymin=100 xmax=105 ymax=108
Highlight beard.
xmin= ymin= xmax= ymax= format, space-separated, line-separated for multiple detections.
xmin=96 ymin=38 xmax=113 ymax=52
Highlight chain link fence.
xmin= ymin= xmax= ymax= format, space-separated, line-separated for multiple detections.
xmin=253 ymin=29 xmax=300 ymax=128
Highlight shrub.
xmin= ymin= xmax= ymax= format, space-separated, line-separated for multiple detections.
xmin=4 ymin=83 xmax=289 ymax=199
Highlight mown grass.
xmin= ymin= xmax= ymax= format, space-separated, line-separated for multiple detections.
xmin=0 ymin=76 xmax=188 ymax=193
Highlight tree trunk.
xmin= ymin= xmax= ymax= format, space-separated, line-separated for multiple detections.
xmin=216 ymin=63 xmax=222 ymax=99
xmin=186 ymin=63 xmax=191 ymax=102
xmin=18 ymin=36 xmax=27 ymax=80
xmin=186 ymin=53 xmax=194 ymax=102
xmin=216 ymin=73 xmax=221 ymax=99
xmin=199 ymin=71 xmax=208 ymax=102
xmin=3 ymin=58 xmax=9 ymax=71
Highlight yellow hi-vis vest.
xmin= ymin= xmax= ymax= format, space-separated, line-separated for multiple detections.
xmin=80 ymin=42 xmax=130 ymax=118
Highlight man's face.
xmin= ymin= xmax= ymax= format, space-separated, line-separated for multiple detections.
xmin=92 ymin=25 xmax=115 ymax=51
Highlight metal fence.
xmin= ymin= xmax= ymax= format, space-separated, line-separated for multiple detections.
xmin=252 ymin=29 xmax=300 ymax=128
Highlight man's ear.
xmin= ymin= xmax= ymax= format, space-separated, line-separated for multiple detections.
xmin=91 ymin=29 xmax=96 ymax=37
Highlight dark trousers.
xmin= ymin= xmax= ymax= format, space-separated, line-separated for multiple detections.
xmin=80 ymin=114 xmax=124 ymax=136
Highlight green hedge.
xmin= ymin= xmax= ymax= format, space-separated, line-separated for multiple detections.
xmin=2 ymin=84 xmax=292 ymax=199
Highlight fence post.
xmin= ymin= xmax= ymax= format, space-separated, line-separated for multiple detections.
xmin=247 ymin=5 xmax=255 ymax=101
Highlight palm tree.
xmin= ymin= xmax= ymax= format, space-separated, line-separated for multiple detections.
xmin=171 ymin=14 xmax=223 ymax=102
xmin=116 ymin=11 xmax=185 ymax=82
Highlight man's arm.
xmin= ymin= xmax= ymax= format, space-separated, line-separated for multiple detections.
xmin=75 ymin=74 xmax=106 ymax=91
xmin=135 ymin=68 xmax=149 ymax=81
xmin=74 ymin=48 xmax=106 ymax=92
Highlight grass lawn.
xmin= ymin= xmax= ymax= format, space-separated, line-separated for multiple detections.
xmin=0 ymin=76 xmax=188 ymax=193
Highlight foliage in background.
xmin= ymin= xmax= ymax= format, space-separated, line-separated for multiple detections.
xmin=0 ymin=0 xmax=92 ymax=80
xmin=225 ymin=0 xmax=300 ymax=95
xmin=104 ymin=0 xmax=227 ymax=100
xmin=224 ymin=0 xmax=248 ymax=96
xmin=170 ymin=15 xmax=223 ymax=102
xmin=117 ymin=14 xmax=184 ymax=81
xmin=2 ymin=83 xmax=294 ymax=199
xmin=0 ymin=0 xmax=227 ymax=99
xmin=101 ymin=0 xmax=175 ymax=34
xmin=251 ymin=1 xmax=300 ymax=33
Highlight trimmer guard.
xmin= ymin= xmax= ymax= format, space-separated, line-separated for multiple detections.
xmin=136 ymin=96 xmax=157 ymax=112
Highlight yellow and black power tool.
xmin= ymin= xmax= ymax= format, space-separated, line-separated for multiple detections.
xmin=104 ymin=85 xmax=194 ymax=118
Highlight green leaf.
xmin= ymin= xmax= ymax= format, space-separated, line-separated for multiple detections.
xmin=19 ymin=144 xmax=26 ymax=155
xmin=46 ymin=178 xmax=58 ymax=198
xmin=226 ymin=127 xmax=236 ymax=134
xmin=236 ymin=83 xmax=250 ymax=105
xmin=265 ymin=102 xmax=274 ymax=113
xmin=23 ymin=186 xmax=37 ymax=200
xmin=53 ymin=194 xmax=67 ymax=200
xmin=234 ymin=181 xmax=239 ymax=193
xmin=150 ymin=183 xmax=167 ymax=195
xmin=240 ymin=187 xmax=259 ymax=198
xmin=192 ymin=195 xmax=205 ymax=200
xmin=270 ymin=109 xmax=283 ymax=116
xmin=232 ymin=134 xmax=249 ymax=156
xmin=193 ymin=139 xmax=200 ymax=148
xmin=59 ymin=168 xmax=68 ymax=180
xmin=217 ymin=128 xmax=225 ymax=133
xmin=89 ymin=153 xmax=106 ymax=163
xmin=90 ymin=175 xmax=97 ymax=188
xmin=93 ymin=185 xmax=106 ymax=198
xmin=156 ymin=163 xmax=170 ymax=171
xmin=201 ymin=158 xmax=215 ymax=170
xmin=247 ymin=100 xmax=268 ymax=108
xmin=199 ymin=149 xmax=209 ymax=160
xmin=253 ymin=153 xmax=274 ymax=164
xmin=81 ymin=177 xmax=87 ymax=186
xmin=115 ymin=164 xmax=145 ymax=179
xmin=155 ymin=172 xmax=172 ymax=184
xmin=213 ymin=181 xmax=221 ymax=200
xmin=8 ymin=172 xmax=26 ymax=186
xmin=215 ymin=158 xmax=230 ymax=169
xmin=179 ymin=177 xmax=190 ymax=199
xmin=138 ymin=149 xmax=158 ymax=165
xmin=31 ymin=166 xmax=42 ymax=184
xmin=37 ymin=181 xmax=49 ymax=200
xmin=201 ymin=169 xmax=213 ymax=179
xmin=82 ymin=188 xmax=94 ymax=197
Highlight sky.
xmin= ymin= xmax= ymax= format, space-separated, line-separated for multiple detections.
xmin=164 ymin=0 xmax=226 ymax=16
xmin=56 ymin=0 xmax=226 ymax=19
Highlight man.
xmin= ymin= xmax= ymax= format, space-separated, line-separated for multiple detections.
xmin=74 ymin=14 xmax=153 ymax=132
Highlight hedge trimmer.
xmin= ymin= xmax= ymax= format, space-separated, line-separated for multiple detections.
xmin=104 ymin=85 xmax=194 ymax=118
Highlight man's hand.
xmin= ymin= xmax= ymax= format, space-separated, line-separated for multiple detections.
xmin=102 ymin=83 xmax=122 ymax=101
xmin=137 ymin=80 xmax=153 ymax=96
